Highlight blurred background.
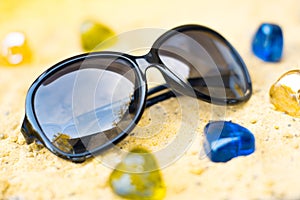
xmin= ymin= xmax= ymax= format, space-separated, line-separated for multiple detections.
xmin=1 ymin=0 xmax=300 ymax=199
xmin=1 ymin=0 xmax=299 ymax=67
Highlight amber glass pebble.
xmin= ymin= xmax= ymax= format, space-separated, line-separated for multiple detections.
xmin=52 ymin=133 xmax=73 ymax=153
xmin=80 ymin=20 xmax=115 ymax=51
xmin=0 ymin=32 xmax=31 ymax=66
xmin=270 ymin=70 xmax=300 ymax=117
xmin=109 ymin=148 xmax=166 ymax=200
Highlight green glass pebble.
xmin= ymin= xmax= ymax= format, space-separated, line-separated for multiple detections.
xmin=80 ymin=20 xmax=115 ymax=51
xmin=109 ymin=148 xmax=166 ymax=200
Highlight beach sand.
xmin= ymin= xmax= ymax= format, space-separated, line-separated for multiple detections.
xmin=1 ymin=0 xmax=300 ymax=199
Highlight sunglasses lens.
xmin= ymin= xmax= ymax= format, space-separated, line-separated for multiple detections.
xmin=157 ymin=28 xmax=251 ymax=103
xmin=33 ymin=56 xmax=139 ymax=154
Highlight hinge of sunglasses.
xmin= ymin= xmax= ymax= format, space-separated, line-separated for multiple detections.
xmin=21 ymin=117 xmax=39 ymax=144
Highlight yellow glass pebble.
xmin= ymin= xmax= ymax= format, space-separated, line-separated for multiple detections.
xmin=269 ymin=70 xmax=300 ymax=117
xmin=0 ymin=32 xmax=31 ymax=66
xmin=109 ymin=148 xmax=166 ymax=200
xmin=80 ymin=20 xmax=115 ymax=51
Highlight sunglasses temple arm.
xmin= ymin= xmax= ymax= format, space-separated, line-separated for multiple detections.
xmin=147 ymin=84 xmax=168 ymax=96
xmin=145 ymin=91 xmax=176 ymax=108
xmin=143 ymin=75 xmax=225 ymax=108
xmin=144 ymin=83 xmax=177 ymax=108
xmin=144 ymin=74 xmax=214 ymax=108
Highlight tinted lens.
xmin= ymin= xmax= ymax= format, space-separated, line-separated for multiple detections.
xmin=34 ymin=56 xmax=139 ymax=154
xmin=157 ymin=27 xmax=251 ymax=103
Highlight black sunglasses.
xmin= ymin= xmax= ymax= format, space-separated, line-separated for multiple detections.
xmin=21 ymin=24 xmax=252 ymax=162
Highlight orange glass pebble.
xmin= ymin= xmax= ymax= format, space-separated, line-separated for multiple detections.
xmin=269 ymin=70 xmax=300 ymax=117
xmin=0 ymin=32 xmax=31 ymax=66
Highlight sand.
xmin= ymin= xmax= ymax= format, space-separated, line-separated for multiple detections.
xmin=1 ymin=0 xmax=300 ymax=199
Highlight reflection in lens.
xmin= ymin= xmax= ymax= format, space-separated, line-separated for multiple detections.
xmin=34 ymin=56 xmax=137 ymax=153
xmin=158 ymin=29 xmax=250 ymax=102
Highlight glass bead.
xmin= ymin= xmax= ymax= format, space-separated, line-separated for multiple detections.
xmin=109 ymin=148 xmax=166 ymax=200
xmin=80 ymin=20 xmax=115 ymax=51
xmin=204 ymin=121 xmax=255 ymax=162
xmin=252 ymin=23 xmax=283 ymax=62
xmin=52 ymin=133 xmax=73 ymax=153
xmin=0 ymin=32 xmax=32 ymax=66
xmin=269 ymin=70 xmax=300 ymax=117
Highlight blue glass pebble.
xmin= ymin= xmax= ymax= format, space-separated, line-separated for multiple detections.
xmin=204 ymin=121 xmax=255 ymax=162
xmin=252 ymin=23 xmax=283 ymax=62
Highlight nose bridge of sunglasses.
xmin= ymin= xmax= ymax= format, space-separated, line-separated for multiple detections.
xmin=135 ymin=57 xmax=196 ymax=102
xmin=147 ymin=63 xmax=196 ymax=98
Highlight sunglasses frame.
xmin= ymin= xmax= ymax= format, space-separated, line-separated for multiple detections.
xmin=21 ymin=24 xmax=252 ymax=162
